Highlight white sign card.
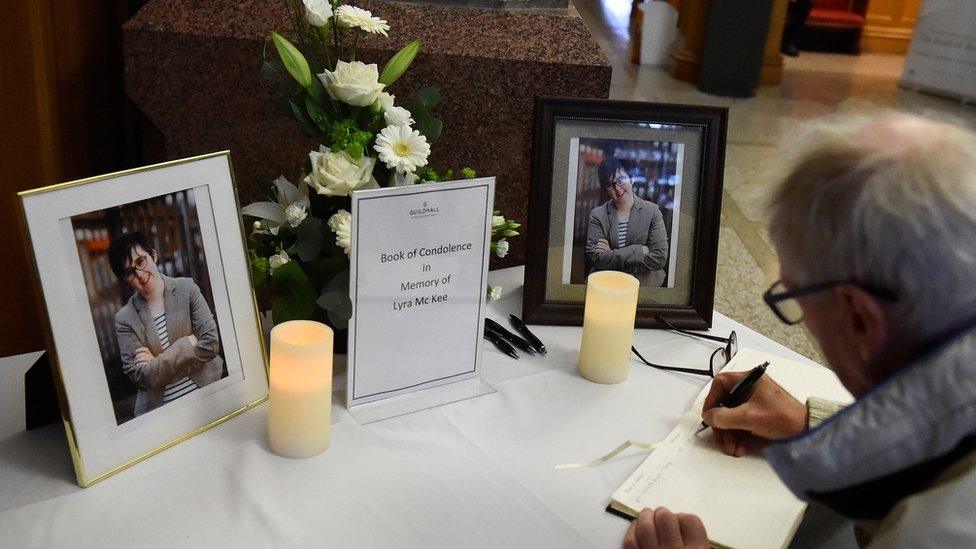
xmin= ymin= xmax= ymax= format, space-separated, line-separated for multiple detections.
xmin=347 ymin=178 xmax=495 ymax=408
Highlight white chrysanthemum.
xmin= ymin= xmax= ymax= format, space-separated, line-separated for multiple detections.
xmin=284 ymin=203 xmax=308 ymax=227
xmin=495 ymin=238 xmax=509 ymax=258
xmin=384 ymin=106 xmax=414 ymax=127
xmin=337 ymin=5 xmax=390 ymax=36
xmin=327 ymin=210 xmax=352 ymax=255
xmin=303 ymin=0 xmax=331 ymax=26
xmin=269 ymin=251 xmax=290 ymax=273
xmin=492 ymin=215 xmax=505 ymax=229
xmin=374 ymin=125 xmax=430 ymax=173
xmin=488 ymin=286 xmax=502 ymax=302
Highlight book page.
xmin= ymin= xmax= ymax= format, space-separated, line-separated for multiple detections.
xmin=611 ymin=349 xmax=852 ymax=549
xmin=611 ymin=414 xmax=805 ymax=549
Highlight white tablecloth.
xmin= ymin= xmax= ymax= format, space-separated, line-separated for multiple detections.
xmin=0 ymin=267 xmax=855 ymax=548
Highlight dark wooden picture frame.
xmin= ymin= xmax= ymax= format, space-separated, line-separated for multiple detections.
xmin=523 ymin=97 xmax=728 ymax=330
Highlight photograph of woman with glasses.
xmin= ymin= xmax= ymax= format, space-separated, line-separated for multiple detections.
xmin=584 ymin=157 xmax=670 ymax=287
xmin=108 ymin=232 xmax=223 ymax=418
xmin=72 ymin=189 xmax=227 ymax=424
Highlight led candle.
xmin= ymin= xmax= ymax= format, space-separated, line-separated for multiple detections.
xmin=268 ymin=320 xmax=333 ymax=458
xmin=577 ymin=271 xmax=640 ymax=384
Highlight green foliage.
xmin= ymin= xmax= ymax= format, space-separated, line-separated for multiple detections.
xmin=249 ymin=250 xmax=271 ymax=286
xmin=317 ymin=290 xmax=353 ymax=330
xmin=379 ymin=40 xmax=421 ymax=86
xmin=460 ymin=167 xmax=477 ymax=179
xmin=270 ymin=261 xmax=317 ymax=324
xmin=330 ymin=119 xmax=372 ymax=159
xmin=294 ymin=217 xmax=324 ymax=261
xmin=409 ymin=87 xmax=443 ymax=142
xmin=271 ymin=32 xmax=312 ymax=88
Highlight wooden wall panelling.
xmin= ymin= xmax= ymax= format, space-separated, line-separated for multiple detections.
xmin=861 ymin=0 xmax=923 ymax=54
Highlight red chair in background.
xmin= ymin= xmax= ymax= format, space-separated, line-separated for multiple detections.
xmin=805 ymin=0 xmax=870 ymax=53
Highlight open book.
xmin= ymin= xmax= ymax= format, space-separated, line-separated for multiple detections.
xmin=609 ymin=348 xmax=853 ymax=549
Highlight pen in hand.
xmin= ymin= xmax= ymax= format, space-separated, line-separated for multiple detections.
xmin=696 ymin=361 xmax=769 ymax=435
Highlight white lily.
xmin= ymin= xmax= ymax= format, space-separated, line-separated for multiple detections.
xmin=241 ymin=176 xmax=310 ymax=235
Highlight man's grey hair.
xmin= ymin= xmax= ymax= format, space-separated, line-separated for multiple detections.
xmin=768 ymin=112 xmax=976 ymax=339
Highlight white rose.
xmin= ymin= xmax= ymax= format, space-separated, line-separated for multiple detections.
xmin=384 ymin=106 xmax=414 ymax=127
xmin=327 ymin=210 xmax=352 ymax=255
xmin=304 ymin=145 xmax=378 ymax=196
xmin=303 ymin=0 xmax=331 ymax=27
xmin=488 ymin=286 xmax=502 ymax=302
xmin=372 ymin=91 xmax=395 ymax=113
xmin=284 ymin=203 xmax=308 ymax=227
xmin=269 ymin=251 xmax=290 ymax=273
xmin=318 ymin=60 xmax=385 ymax=107
xmin=495 ymin=238 xmax=509 ymax=258
xmin=492 ymin=215 xmax=505 ymax=228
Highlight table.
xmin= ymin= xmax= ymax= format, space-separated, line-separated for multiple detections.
xmin=0 ymin=267 xmax=856 ymax=548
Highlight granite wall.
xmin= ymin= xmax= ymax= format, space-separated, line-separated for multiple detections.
xmin=123 ymin=0 xmax=611 ymax=265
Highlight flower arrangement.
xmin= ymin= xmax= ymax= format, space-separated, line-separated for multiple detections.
xmin=244 ymin=0 xmax=519 ymax=330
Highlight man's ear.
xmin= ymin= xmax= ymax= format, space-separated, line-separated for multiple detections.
xmin=837 ymin=284 xmax=888 ymax=362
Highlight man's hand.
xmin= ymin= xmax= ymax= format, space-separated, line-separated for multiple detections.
xmin=701 ymin=372 xmax=807 ymax=457
xmin=622 ymin=507 xmax=707 ymax=549
xmin=596 ymin=239 xmax=611 ymax=252
xmin=187 ymin=334 xmax=198 ymax=346
xmin=134 ymin=346 xmax=155 ymax=364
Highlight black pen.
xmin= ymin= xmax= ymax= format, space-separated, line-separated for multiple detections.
xmin=509 ymin=314 xmax=547 ymax=355
xmin=485 ymin=318 xmax=536 ymax=355
xmin=484 ymin=327 xmax=519 ymax=359
xmin=697 ymin=361 xmax=769 ymax=435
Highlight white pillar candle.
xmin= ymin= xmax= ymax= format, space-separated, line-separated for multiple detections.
xmin=577 ymin=271 xmax=640 ymax=384
xmin=268 ymin=320 xmax=333 ymax=458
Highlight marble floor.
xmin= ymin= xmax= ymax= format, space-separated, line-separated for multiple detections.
xmin=574 ymin=0 xmax=976 ymax=361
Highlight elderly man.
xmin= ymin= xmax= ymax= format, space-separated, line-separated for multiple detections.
xmin=624 ymin=113 xmax=976 ymax=548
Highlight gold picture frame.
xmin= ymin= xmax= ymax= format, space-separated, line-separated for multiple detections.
xmin=18 ymin=151 xmax=269 ymax=487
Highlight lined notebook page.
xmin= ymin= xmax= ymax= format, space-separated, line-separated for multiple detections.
xmin=610 ymin=349 xmax=853 ymax=549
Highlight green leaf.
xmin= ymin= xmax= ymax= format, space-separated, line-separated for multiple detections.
xmin=303 ymin=256 xmax=346 ymax=288
xmin=307 ymin=75 xmax=329 ymax=107
xmin=304 ymin=95 xmax=329 ymax=129
xmin=290 ymin=100 xmax=319 ymax=137
xmin=271 ymin=32 xmax=313 ymax=88
xmin=414 ymin=86 xmax=439 ymax=108
xmin=409 ymin=87 xmax=443 ymax=142
xmin=379 ymin=40 xmax=421 ymax=86
xmin=294 ymin=217 xmax=323 ymax=261
xmin=461 ymin=167 xmax=477 ymax=179
xmin=260 ymin=59 xmax=286 ymax=82
xmin=317 ymin=290 xmax=353 ymax=330
xmin=271 ymin=261 xmax=317 ymax=324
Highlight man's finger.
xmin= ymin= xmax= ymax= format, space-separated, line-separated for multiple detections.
xmin=634 ymin=508 xmax=659 ymax=549
xmin=653 ymin=507 xmax=682 ymax=548
xmin=677 ymin=514 xmax=708 ymax=548
xmin=701 ymin=371 xmax=748 ymax=411
xmin=622 ymin=517 xmax=639 ymax=549
xmin=702 ymin=404 xmax=756 ymax=431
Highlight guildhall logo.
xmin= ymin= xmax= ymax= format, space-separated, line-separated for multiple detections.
xmin=409 ymin=200 xmax=440 ymax=219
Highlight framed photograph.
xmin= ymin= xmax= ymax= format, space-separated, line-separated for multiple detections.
xmin=18 ymin=152 xmax=268 ymax=487
xmin=523 ymin=98 xmax=728 ymax=329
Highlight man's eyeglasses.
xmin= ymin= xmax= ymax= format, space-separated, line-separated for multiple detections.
xmin=631 ymin=315 xmax=737 ymax=378
xmin=763 ymin=279 xmax=897 ymax=325
xmin=123 ymin=254 xmax=151 ymax=282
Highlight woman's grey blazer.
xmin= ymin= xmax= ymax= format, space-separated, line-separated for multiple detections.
xmin=585 ymin=197 xmax=669 ymax=287
xmin=115 ymin=274 xmax=223 ymax=416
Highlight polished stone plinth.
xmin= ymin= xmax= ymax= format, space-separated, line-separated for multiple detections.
xmin=123 ymin=0 xmax=611 ymax=266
